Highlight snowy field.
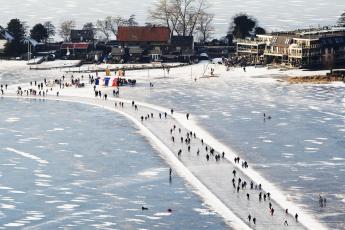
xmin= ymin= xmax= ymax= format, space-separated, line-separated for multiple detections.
xmin=1 ymin=60 xmax=345 ymax=229
xmin=0 ymin=98 xmax=227 ymax=229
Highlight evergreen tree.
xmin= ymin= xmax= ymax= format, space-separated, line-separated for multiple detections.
xmin=229 ymin=14 xmax=257 ymax=39
xmin=4 ymin=18 xmax=26 ymax=57
xmin=255 ymin=27 xmax=266 ymax=35
xmin=30 ymin=23 xmax=48 ymax=42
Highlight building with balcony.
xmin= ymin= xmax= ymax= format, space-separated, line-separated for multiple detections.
xmin=236 ymin=27 xmax=345 ymax=68
xmin=236 ymin=39 xmax=266 ymax=63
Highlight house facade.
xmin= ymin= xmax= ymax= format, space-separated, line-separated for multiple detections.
xmin=236 ymin=28 xmax=345 ymax=68
xmin=117 ymin=26 xmax=171 ymax=62
xmin=60 ymin=42 xmax=93 ymax=59
xmin=236 ymin=39 xmax=266 ymax=63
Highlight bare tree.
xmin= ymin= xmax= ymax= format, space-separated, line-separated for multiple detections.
xmin=149 ymin=0 xmax=209 ymax=36
xmin=96 ymin=19 xmax=111 ymax=41
xmin=107 ymin=16 xmax=126 ymax=37
xmin=44 ymin=21 xmax=55 ymax=41
xmin=125 ymin=14 xmax=139 ymax=27
xmin=338 ymin=11 xmax=345 ymax=27
xmin=59 ymin=20 xmax=75 ymax=41
xmin=96 ymin=15 xmax=137 ymax=41
xmin=196 ymin=12 xmax=214 ymax=44
xmin=149 ymin=0 xmax=180 ymax=36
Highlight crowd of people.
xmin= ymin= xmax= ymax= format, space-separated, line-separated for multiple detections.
xmin=110 ymin=99 xmax=302 ymax=228
xmin=1 ymin=71 xmax=319 ymax=229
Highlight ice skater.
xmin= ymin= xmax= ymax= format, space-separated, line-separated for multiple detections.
xmin=178 ymin=149 xmax=182 ymax=157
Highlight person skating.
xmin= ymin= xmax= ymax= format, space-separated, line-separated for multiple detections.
xmin=271 ymin=208 xmax=274 ymax=216
xmin=178 ymin=149 xmax=182 ymax=157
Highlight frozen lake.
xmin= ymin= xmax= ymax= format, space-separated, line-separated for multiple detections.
xmin=0 ymin=98 xmax=227 ymax=229
xmin=1 ymin=61 xmax=345 ymax=229
xmin=0 ymin=0 xmax=344 ymax=37
xmin=115 ymin=66 xmax=345 ymax=229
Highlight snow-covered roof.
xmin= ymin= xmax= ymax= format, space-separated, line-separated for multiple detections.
xmin=0 ymin=26 xmax=14 ymax=41
xmin=23 ymin=37 xmax=39 ymax=47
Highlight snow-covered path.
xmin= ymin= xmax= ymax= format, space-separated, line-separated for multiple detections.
xmin=3 ymin=91 xmax=315 ymax=230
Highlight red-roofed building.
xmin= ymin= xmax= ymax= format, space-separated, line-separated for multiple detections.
xmin=118 ymin=26 xmax=170 ymax=43
xmin=60 ymin=42 xmax=93 ymax=59
xmin=117 ymin=26 xmax=171 ymax=61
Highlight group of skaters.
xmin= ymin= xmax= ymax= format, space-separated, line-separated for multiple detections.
xmin=121 ymin=101 xmax=304 ymax=228
xmin=319 ymin=195 xmax=327 ymax=208
xmin=10 ymin=77 xmax=307 ymax=229
xmin=0 ymin=84 xmax=8 ymax=95
xmin=13 ymin=79 xmax=54 ymax=97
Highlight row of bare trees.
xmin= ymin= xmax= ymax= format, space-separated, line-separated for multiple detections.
xmin=148 ymin=0 xmax=214 ymax=43
xmin=58 ymin=15 xmax=138 ymax=42
xmin=56 ymin=1 xmax=214 ymax=43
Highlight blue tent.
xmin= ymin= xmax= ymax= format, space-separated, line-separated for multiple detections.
xmin=104 ymin=77 xmax=111 ymax=86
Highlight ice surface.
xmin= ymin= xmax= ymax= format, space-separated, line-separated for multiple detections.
xmin=0 ymin=99 xmax=227 ymax=229
xmin=1 ymin=60 xmax=345 ymax=229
